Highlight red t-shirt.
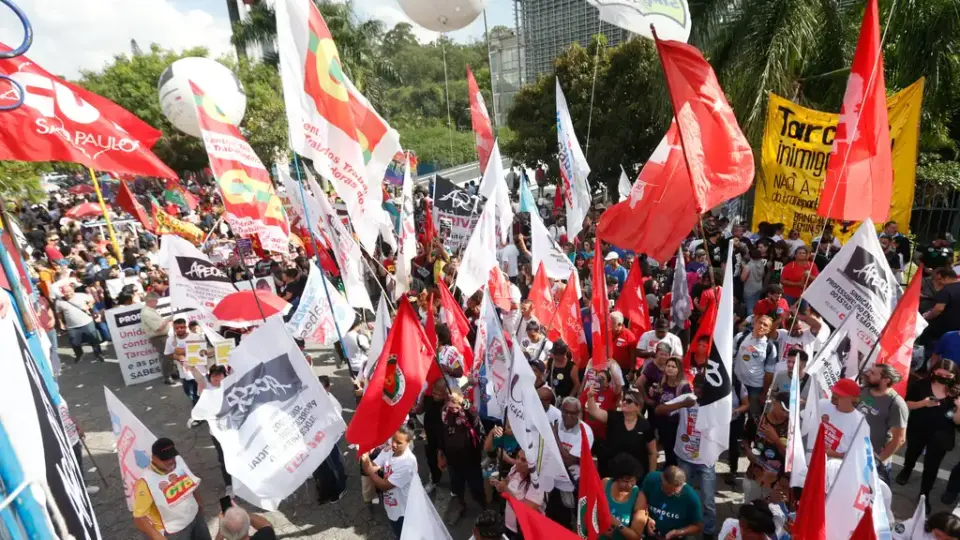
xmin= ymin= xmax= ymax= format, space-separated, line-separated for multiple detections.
xmin=580 ymin=386 xmax=618 ymax=440
xmin=753 ymin=297 xmax=790 ymax=319
xmin=698 ymin=286 xmax=721 ymax=314
xmin=780 ymin=261 xmax=818 ymax=299
xmin=612 ymin=327 xmax=637 ymax=372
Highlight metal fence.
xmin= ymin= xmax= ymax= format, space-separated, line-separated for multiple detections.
xmin=910 ymin=181 xmax=960 ymax=243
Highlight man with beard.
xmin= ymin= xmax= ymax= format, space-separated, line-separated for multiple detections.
xmin=858 ymin=364 xmax=907 ymax=485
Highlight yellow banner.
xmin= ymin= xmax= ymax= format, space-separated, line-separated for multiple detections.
xmin=155 ymin=207 xmax=204 ymax=245
xmin=752 ymin=78 xmax=924 ymax=244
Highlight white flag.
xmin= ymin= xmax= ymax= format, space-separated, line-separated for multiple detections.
xmin=308 ymin=170 xmax=375 ymax=313
xmin=163 ymin=234 xmax=237 ymax=314
xmin=278 ymin=161 xmax=326 ymax=246
xmin=276 ymin=0 xmax=400 ymax=254
xmin=285 ymin=261 xmax=355 ymax=345
xmin=618 ymin=165 xmax=632 ymax=202
xmin=530 ymin=204 xmax=576 ymax=280
xmin=786 ymin=354 xmax=808 ymax=488
xmin=395 ymin=159 xmax=416 ymax=299
xmin=400 ymin=474 xmax=453 ymax=540
xmin=693 ymin=245 xmax=733 ymax=456
xmin=366 ymin=294 xmax=392 ymax=380
xmin=804 ymin=218 xmax=902 ymax=362
xmin=671 ymin=247 xmax=692 ymax=328
xmin=556 ymin=78 xmax=592 ymax=239
xmin=893 ymin=496 xmax=926 ymax=540
xmin=507 ymin=336 xmax=570 ymax=492
xmin=825 ymin=419 xmax=892 ymax=539
xmin=456 ymin=193 xmax=498 ymax=297
xmin=584 ymin=0 xmax=692 ymax=43
xmin=191 ymin=317 xmax=346 ymax=507
xmin=477 ymin=142 xmax=515 ymax=243
xmin=104 ymin=387 xmax=157 ymax=511
xmin=476 ymin=289 xmax=512 ymax=419
xmin=801 ymin=373 xmax=824 ymax=449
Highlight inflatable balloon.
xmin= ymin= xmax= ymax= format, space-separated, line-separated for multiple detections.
xmin=397 ymin=0 xmax=487 ymax=32
xmin=158 ymin=57 xmax=246 ymax=138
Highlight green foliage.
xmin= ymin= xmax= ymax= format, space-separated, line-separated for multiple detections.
xmin=236 ymin=62 xmax=289 ymax=165
xmin=398 ymin=125 xmax=477 ymax=170
xmin=0 ymin=162 xmax=59 ymax=203
xmin=917 ymin=152 xmax=960 ymax=190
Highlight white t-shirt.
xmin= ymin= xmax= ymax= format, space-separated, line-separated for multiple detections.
xmin=817 ymin=399 xmax=864 ymax=455
xmin=785 ymin=237 xmax=807 ymax=256
xmin=546 ymin=405 xmax=562 ymax=428
xmin=342 ymin=330 xmax=370 ymax=375
xmin=164 ymin=334 xmax=193 ymax=380
xmin=54 ymin=293 xmax=94 ymax=328
xmin=499 ymin=244 xmax=520 ymax=277
xmin=636 ymin=330 xmax=684 ymax=357
xmin=733 ymin=333 xmax=777 ymax=388
xmin=373 ymin=448 xmax=417 ymax=521
xmin=554 ymin=422 xmax=593 ymax=492
xmin=523 ymin=337 xmax=552 ymax=364
xmin=504 ymin=469 xmax=546 ymax=533
xmin=774 ymin=328 xmax=823 ymax=370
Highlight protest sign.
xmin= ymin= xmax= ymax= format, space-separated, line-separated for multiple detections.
xmin=185 ymin=340 xmax=208 ymax=366
xmin=234 ymin=276 xmax=277 ymax=294
xmin=285 ymin=262 xmax=355 ymax=345
xmin=752 ymin=79 xmax=923 ymax=243
xmin=164 ymin=235 xmax=238 ymax=313
xmin=433 ymin=175 xmax=481 ymax=250
xmin=106 ymin=276 xmax=144 ymax=299
xmin=104 ymin=387 xmax=157 ymax=510
xmin=214 ymin=340 xmax=234 ymax=365
xmin=191 ymin=317 xmax=346 ymax=506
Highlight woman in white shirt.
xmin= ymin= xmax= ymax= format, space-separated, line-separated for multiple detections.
xmin=360 ymin=426 xmax=418 ymax=538
xmin=490 ymin=451 xmax=545 ymax=537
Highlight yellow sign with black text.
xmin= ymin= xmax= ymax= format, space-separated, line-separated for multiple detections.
xmin=752 ymin=78 xmax=924 ymax=244
xmin=154 ymin=207 xmax=204 ymax=245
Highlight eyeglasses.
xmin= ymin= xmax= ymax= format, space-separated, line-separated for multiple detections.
xmin=621 ymin=398 xmax=638 ymax=405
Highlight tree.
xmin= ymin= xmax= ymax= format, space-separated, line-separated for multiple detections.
xmin=0 ymin=162 xmax=59 ymax=203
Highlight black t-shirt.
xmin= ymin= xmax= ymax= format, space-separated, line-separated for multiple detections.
xmin=705 ymin=239 xmax=723 ymax=268
xmin=122 ymin=247 xmax=138 ymax=267
xmin=251 ymin=526 xmax=277 ymax=540
xmin=905 ymin=378 xmax=958 ymax=448
xmin=926 ymin=282 xmax=960 ymax=339
xmin=603 ymin=411 xmax=656 ymax=477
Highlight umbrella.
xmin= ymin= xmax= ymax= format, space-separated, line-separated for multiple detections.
xmin=213 ymin=290 xmax=290 ymax=323
xmin=65 ymin=202 xmax=103 ymax=219
xmin=68 ymin=184 xmax=95 ymax=195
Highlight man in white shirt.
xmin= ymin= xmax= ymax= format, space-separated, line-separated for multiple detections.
xmin=774 ymin=310 xmax=824 ymax=370
xmin=732 ymin=315 xmax=779 ymax=420
xmin=498 ymin=235 xmax=526 ymax=282
xmin=635 ymin=318 xmax=684 ymax=363
xmin=342 ymin=319 xmax=370 ymax=380
xmin=54 ymin=284 xmax=104 ymax=363
xmin=164 ymin=318 xmax=201 ymax=421
xmin=140 ymin=292 xmax=175 ymax=385
xmin=516 ymin=299 xmax=539 ymax=339
xmin=817 ymin=379 xmax=865 ymax=459
xmin=549 ymin=397 xmax=594 ymax=528
xmin=538 ymin=386 xmax=562 ymax=427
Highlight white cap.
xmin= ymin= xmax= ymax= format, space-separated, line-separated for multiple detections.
xmin=604 ymin=251 xmax=619 ymax=261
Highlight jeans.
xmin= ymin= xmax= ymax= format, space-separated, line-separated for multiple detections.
xmin=744 ymin=290 xmax=762 ymax=317
xmin=166 ymin=512 xmax=212 ymax=540
xmin=678 ymin=458 xmax=716 ymax=534
xmin=389 ymin=516 xmax=404 ymax=538
xmin=46 ymin=329 xmax=61 ymax=378
xmin=182 ymin=379 xmax=199 ymax=405
xmin=94 ymin=320 xmax=111 ymax=342
xmin=313 ymin=440 xmax=347 ymax=501
xmin=746 ymin=385 xmax=766 ymax=423
xmin=66 ymin=323 xmax=102 ymax=360
xmin=149 ymin=335 xmax=176 ymax=379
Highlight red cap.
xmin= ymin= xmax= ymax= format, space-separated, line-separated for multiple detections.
xmin=832 ymin=378 xmax=861 ymax=398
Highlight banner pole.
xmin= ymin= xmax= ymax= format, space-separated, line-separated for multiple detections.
xmin=79 ymin=438 xmax=108 ymax=486
xmin=88 ymin=168 xmax=121 ymax=259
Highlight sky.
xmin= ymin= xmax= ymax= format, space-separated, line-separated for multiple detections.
xmin=0 ymin=0 xmax=515 ymax=79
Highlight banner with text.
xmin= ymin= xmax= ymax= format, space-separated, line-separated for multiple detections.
xmin=752 ymin=79 xmax=923 ymax=243
xmin=433 ymin=175 xmax=481 ymax=250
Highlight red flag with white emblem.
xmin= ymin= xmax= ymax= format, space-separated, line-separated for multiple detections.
xmin=817 ymin=0 xmax=892 ymax=222
xmin=467 ymin=65 xmax=494 ymax=175
xmin=437 ymin=282 xmax=475 ymax=373
xmin=614 ymin=262 xmax=650 ymax=335
xmin=590 ymin=237 xmax=611 ymax=369
xmin=529 ymin=262 xmax=557 ymax=326
xmin=547 ymin=270 xmax=589 ymax=366
xmin=654 ymin=38 xmax=754 ymax=213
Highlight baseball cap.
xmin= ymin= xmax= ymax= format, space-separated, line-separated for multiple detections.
xmin=604 ymin=251 xmax=619 ymax=261
xmin=831 ymin=379 xmax=860 ymax=398
xmin=152 ymin=437 xmax=179 ymax=461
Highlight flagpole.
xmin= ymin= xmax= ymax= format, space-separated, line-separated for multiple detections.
xmin=584 ymin=17 xmax=603 ymax=159
xmin=88 ymin=167 xmax=121 ymax=260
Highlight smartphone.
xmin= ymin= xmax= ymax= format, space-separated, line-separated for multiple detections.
xmin=219 ymin=496 xmax=232 ymax=513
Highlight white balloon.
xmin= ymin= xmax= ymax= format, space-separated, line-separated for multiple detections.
xmin=397 ymin=0 xmax=487 ymax=32
xmin=158 ymin=57 xmax=246 ymax=138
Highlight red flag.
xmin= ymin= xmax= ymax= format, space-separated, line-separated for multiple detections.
xmin=577 ymin=425 xmax=611 ymax=540
xmin=654 ymin=38 xmax=754 ymax=213
xmin=488 ymin=267 xmax=513 ymax=311
xmin=422 ymin=198 xmax=437 ymax=252
xmin=876 ymin=267 xmax=922 ymax=397
xmin=467 ymin=65 xmax=494 ymax=174
xmin=794 ymin=424 xmax=828 ymax=540
xmin=529 ymin=262 xmax=556 ymax=325
xmin=504 ymin=493 xmax=580 ymax=540
xmin=615 ymin=263 xmax=651 ymax=335
xmin=165 ymin=178 xmax=199 ymax=211
xmin=818 ymin=0 xmax=892 ymax=223
xmin=850 ymin=506 xmax=878 ymax=540
xmin=116 ymin=180 xmax=154 ymax=232
xmin=438 ymin=283 xmax=475 ymax=373
xmin=596 ymin=122 xmax=700 ymax=263
xmin=682 ymin=299 xmax=718 ymax=382
xmin=346 ymin=297 xmax=434 ymax=454
xmin=548 ymin=270 xmax=590 ymax=366
xmin=590 ymin=237 xmax=611 ymax=369
xmin=0 ymin=47 xmax=176 ymax=179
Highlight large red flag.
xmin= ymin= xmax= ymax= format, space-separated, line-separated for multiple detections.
xmin=548 ymin=270 xmax=590 ymax=366
xmin=504 ymin=493 xmax=579 ymax=540
xmin=467 ymin=65 xmax=494 ymax=175
xmin=0 ymin=46 xmax=176 ymax=178
xmin=346 ymin=297 xmax=434 ymax=454
xmin=818 ymin=0 xmax=892 ymax=223
xmin=438 ymin=283 xmax=475 ymax=373
xmin=591 ymin=237 xmax=611 ymax=369
xmin=577 ymin=425 xmax=611 ymax=540
xmin=529 ymin=262 xmax=557 ymax=325
xmin=850 ymin=506 xmax=878 ymax=540
xmin=488 ymin=267 xmax=513 ymax=311
xmin=654 ymin=38 xmax=754 ymax=213
xmin=615 ymin=263 xmax=651 ymax=335
xmin=116 ymin=180 xmax=154 ymax=232
xmin=793 ymin=424 xmax=828 ymax=540
xmin=596 ymin=122 xmax=700 ymax=263
xmin=876 ymin=267 xmax=922 ymax=397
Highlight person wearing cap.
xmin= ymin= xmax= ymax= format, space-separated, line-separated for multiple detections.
xmin=742 ymin=392 xmax=791 ymax=503
xmin=816 ymin=379 xmax=865 ymax=459
xmin=133 ymin=438 xmax=210 ymax=540
xmin=857 ymin=364 xmax=907 ymax=485
xmin=141 ymin=292 xmax=176 ymax=385
xmin=635 ymin=318 xmax=684 ymax=363
xmin=604 ymin=251 xmax=628 ymax=291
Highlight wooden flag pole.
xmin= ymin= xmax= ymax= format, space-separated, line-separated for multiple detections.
xmin=88 ymin=168 xmax=122 ymax=259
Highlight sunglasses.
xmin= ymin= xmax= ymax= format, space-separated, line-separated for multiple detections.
xmin=621 ymin=397 xmax=638 ymax=405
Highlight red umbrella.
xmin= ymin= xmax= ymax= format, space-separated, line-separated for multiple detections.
xmin=65 ymin=202 xmax=103 ymax=219
xmin=68 ymin=184 xmax=95 ymax=195
xmin=213 ymin=290 xmax=290 ymax=323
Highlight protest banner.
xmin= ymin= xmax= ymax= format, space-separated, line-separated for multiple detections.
xmin=164 ymin=235 xmax=238 ymax=313
xmin=106 ymin=276 xmax=144 ymax=299
xmin=153 ymin=206 xmax=204 ymax=244
xmin=285 ymin=262 xmax=356 ymax=345
xmin=214 ymin=340 xmax=234 ymax=365
xmin=433 ymin=175 xmax=481 ymax=250
xmin=104 ymin=387 xmax=157 ymax=510
xmin=105 ymin=297 xmax=206 ymax=385
xmin=752 ymin=79 xmax=924 ymax=243
xmin=185 ymin=340 xmax=208 ymax=366
xmin=191 ymin=317 xmax=346 ymax=506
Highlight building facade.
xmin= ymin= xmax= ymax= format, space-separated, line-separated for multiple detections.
xmin=488 ymin=27 xmax=524 ymax=127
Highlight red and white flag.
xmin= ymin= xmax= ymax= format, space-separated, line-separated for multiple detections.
xmin=818 ymin=0 xmax=892 ymax=222
xmin=596 ymin=122 xmax=699 ymax=263
xmin=276 ymin=0 xmax=401 ymax=253
xmin=876 ymin=267 xmax=923 ymax=397
xmin=577 ymin=425 xmax=611 ymax=540
xmin=794 ymin=424 xmax=828 ymax=540
xmin=487 ymin=267 xmax=514 ymax=312
xmin=0 ymin=47 xmax=176 ymax=178
xmin=614 ymin=263 xmax=650 ymax=335
xmin=438 ymin=283 xmax=474 ymax=373
xmin=467 ymin=65 xmax=494 ymax=174
xmin=556 ymin=78 xmax=592 ymax=239
xmin=547 ymin=270 xmax=590 ymax=366
xmin=456 ymin=193 xmax=498 ymax=297
xmin=693 ymin=246 xmax=733 ymax=452
xmin=590 ymin=236 xmax=610 ymax=369
xmin=655 ymin=39 xmax=754 ymax=213
xmin=346 ymin=297 xmax=434 ymax=454
xmin=528 ymin=262 xmax=557 ymax=326
xmin=506 ymin=493 xmax=579 ymax=540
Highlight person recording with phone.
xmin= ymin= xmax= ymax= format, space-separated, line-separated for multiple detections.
xmin=216 ymin=505 xmax=276 ymax=540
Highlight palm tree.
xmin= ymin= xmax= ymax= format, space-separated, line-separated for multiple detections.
xmin=230 ymin=0 xmax=400 ymax=109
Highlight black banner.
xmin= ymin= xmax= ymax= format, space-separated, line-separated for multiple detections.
xmin=433 ymin=175 xmax=481 ymax=217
